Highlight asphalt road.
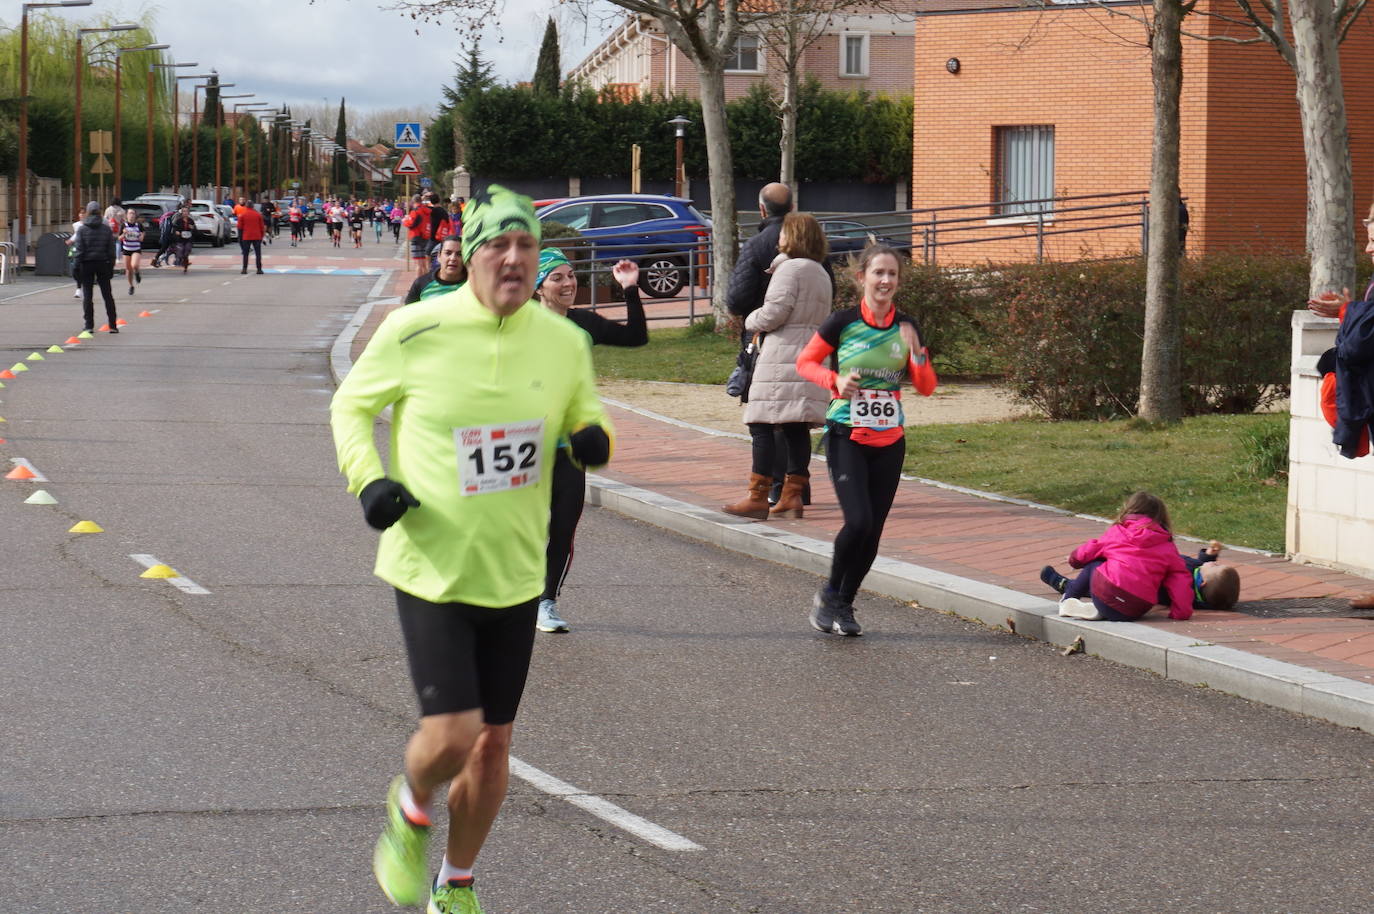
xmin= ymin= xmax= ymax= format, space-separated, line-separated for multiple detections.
xmin=2 ymin=240 xmax=1373 ymax=913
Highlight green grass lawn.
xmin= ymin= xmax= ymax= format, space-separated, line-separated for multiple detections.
xmin=596 ymin=328 xmax=1289 ymax=552
xmin=903 ymin=414 xmax=1289 ymax=551
xmin=593 ymin=325 xmax=738 ymax=385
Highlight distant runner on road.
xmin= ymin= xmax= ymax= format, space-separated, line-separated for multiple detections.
xmin=330 ymin=186 xmax=613 ymax=914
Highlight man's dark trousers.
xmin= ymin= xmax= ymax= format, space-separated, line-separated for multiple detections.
xmin=240 ymin=238 xmax=262 ymax=273
xmin=80 ymin=260 xmax=117 ymax=329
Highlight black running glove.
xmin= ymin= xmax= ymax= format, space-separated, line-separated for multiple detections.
xmin=359 ymin=478 xmax=420 ymax=530
xmin=569 ymin=425 xmax=611 ymax=468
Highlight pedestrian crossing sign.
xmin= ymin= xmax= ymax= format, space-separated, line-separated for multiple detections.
xmin=395 ymin=122 xmax=422 ymax=148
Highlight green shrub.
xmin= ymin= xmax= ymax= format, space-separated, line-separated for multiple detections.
xmin=687 ymin=314 xmax=717 ymax=335
xmin=982 ymin=255 xmax=1309 ymax=419
xmin=1179 ymin=254 xmax=1307 ymax=413
xmin=989 ymin=259 xmax=1147 ymax=419
xmin=1237 ymin=416 xmax=1290 ymax=481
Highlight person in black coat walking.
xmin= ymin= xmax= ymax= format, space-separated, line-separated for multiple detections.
xmin=72 ymin=202 xmax=119 ymax=333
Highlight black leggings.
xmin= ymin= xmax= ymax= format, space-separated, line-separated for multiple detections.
xmin=543 ymin=450 xmax=586 ymax=602
xmin=825 ymin=428 xmax=905 ymax=603
xmin=749 ymin=423 xmax=811 ymax=478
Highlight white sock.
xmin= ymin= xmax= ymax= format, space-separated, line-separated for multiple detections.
xmin=398 ymin=780 xmax=431 ymax=826
xmin=437 ymin=857 xmax=473 ymax=885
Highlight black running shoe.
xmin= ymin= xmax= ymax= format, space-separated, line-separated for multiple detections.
xmin=812 ymin=589 xmax=861 ymax=636
xmin=833 ymin=602 xmax=863 ymax=636
xmin=1039 ymin=565 xmax=1068 ymax=595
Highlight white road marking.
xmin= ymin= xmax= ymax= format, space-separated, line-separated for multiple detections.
xmin=128 ymin=554 xmax=210 ymax=595
xmin=1 ymin=284 xmax=69 ymax=303
xmin=9 ymin=457 xmax=48 ymax=481
xmin=221 ymin=281 xmax=232 ymax=286
xmin=201 ymin=289 xmax=212 ymax=294
xmin=366 ymin=271 xmax=391 ymax=298
xmin=507 ymin=757 xmax=703 ymax=851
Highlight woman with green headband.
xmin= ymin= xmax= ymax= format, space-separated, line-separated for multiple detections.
xmin=534 ymin=248 xmax=648 ymax=633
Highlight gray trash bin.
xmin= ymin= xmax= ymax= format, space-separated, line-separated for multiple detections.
xmin=36 ymin=232 xmax=74 ymax=276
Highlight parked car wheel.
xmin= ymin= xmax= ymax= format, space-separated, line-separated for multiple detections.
xmin=639 ymin=254 xmax=686 ymax=298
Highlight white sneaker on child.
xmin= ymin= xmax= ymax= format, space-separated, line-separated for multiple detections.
xmin=1058 ymin=597 xmax=1103 ymax=620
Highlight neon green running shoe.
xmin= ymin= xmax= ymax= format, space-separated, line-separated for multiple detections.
xmin=373 ymin=775 xmax=430 ymax=907
xmin=428 ymin=877 xmax=484 ymax=914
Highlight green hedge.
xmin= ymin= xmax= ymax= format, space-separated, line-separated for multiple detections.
xmin=834 ymin=253 xmax=1318 ymax=420
xmin=988 ymin=254 xmax=1309 ymax=419
xmin=459 ymin=80 xmax=912 ymax=183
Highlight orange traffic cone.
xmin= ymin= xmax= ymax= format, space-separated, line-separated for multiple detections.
xmin=65 ymin=337 xmax=81 ymax=345
xmin=98 ymin=324 xmax=110 ymax=332
xmin=5 ymin=464 xmax=37 ymax=480
xmin=138 ymin=311 xmax=152 ymax=318
xmin=0 ymin=371 xmax=13 ymax=380
xmin=115 ymin=319 xmax=128 ymax=326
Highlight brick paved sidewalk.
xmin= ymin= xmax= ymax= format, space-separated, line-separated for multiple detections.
xmin=592 ymin=401 xmax=1374 ymax=687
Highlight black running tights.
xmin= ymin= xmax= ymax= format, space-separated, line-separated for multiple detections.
xmin=543 ymin=449 xmax=586 ymax=602
xmin=825 ymin=430 xmax=905 ymax=603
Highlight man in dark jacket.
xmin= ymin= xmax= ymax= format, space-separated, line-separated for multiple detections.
xmin=726 ymin=183 xmax=794 ymax=321
xmin=72 ymin=201 xmax=119 ymax=333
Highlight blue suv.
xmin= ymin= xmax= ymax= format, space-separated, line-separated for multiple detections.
xmin=535 ymin=194 xmax=711 ymax=298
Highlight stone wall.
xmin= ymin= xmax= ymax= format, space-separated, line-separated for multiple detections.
xmin=1287 ymin=311 xmax=1374 ymax=577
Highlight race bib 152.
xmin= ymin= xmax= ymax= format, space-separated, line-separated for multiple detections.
xmin=455 ymin=420 xmax=545 ymax=495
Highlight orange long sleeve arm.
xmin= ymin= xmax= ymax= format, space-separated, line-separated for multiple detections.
xmin=796 ymin=331 xmax=839 ymax=396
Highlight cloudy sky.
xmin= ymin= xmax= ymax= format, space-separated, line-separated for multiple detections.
xmin=18 ymin=0 xmax=618 ymax=115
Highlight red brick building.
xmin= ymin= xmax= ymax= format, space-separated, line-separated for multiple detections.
xmin=913 ymin=0 xmax=1374 ymax=262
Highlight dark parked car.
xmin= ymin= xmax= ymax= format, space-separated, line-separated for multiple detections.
xmin=820 ymin=219 xmax=914 ymax=264
xmin=120 ymin=200 xmax=176 ymax=250
xmin=535 ymin=194 xmax=711 ymax=298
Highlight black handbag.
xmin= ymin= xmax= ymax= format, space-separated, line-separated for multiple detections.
xmin=726 ymin=332 xmax=764 ymax=402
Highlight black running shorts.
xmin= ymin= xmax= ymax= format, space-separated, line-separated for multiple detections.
xmin=394 ymin=588 xmax=538 ymax=724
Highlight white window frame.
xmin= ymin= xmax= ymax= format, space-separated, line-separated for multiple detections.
xmin=840 ymin=32 xmax=870 ymax=78
xmin=724 ymin=34 xmax=763 ymax=74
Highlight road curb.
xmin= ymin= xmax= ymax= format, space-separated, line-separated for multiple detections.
xmin=328 ymin=298 xmax=1374 ymax=737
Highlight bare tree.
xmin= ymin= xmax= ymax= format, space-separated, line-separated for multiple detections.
xmin=1139 ymin=0 xmax=1186 ymax=422
xmin=1194 ymin=0 xmax=1367 ymax=298
xmin=753 ymin=0 xmax=915 ymax=196
xmin=379 ymin=0 xmax=759 ymax=321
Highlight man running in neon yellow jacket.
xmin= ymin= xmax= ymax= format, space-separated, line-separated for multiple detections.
xmin=330 ymin=185 xmax=613 ymax=914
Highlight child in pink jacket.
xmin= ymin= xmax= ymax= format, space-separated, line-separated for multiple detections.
xmin=1049 ymin=492 xmax=1195 ymax=621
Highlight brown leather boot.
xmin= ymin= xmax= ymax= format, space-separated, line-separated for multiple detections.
xmin=722 ymin=473 xmax=772 ymax=520
xmin=770 ymin=473 xmax=809 ymax=518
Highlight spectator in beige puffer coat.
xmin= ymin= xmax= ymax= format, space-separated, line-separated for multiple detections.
xmin=722 ymin=212 xmax=833 ymax=520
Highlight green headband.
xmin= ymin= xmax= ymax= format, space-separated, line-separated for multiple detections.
xmin=460 ymin=184 xmax=541 ymax=262
xmin=536 ymin=247 xmax=571 ymax=290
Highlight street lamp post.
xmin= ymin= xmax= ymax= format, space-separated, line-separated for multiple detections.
xmin=193 ymin=80 xmax=232 ymax=199
xmin=667 ymin=115 xmax=691 ymax=199
xmin=172 ymin=74 xmax=214 ymax=199
xmin=74 ymin=23 xmax=138 ymax=219
xmin=149 ymin=62 xmax=197 ymax=194
xmin=217 ymin=93 xmax=254 ymax=201
xmin=114 ymin=43 xmax=169 ymax=201
xmin=234 ymin=104 xmax=272 ymax=201
xmin=18 ymin=0 xmax=93 ymax=266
